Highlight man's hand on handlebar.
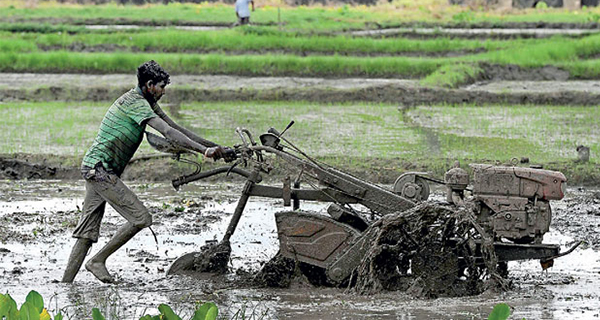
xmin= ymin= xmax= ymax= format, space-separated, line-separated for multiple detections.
xmin=204 ymin=146 xmax=238 ymax=162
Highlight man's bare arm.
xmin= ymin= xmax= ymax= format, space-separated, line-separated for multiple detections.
xmin=147 ymin=117 xmax=209 ymax=155
xmin=151 ymin=104 xmax=218 ymax=147
xmin=147 ymin=117 xmax=236 ymax=161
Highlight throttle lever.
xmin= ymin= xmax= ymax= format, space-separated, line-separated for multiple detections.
xmin=279 ymin=120 xmax=294 ymax=137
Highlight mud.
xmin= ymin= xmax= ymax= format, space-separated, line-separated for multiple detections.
xmin=1 ymin=180 xmax=600 ymax=319
xmin=552 ymin=190 xmax=600 ymax=249
xmin=8 ymin=73 xmax=600 ymax=108
xmin=0 ymin=155 xmax=80 ymax=180
xmin=478 ymin=63 xmax=571 ymax=81
xmin=466 ymin=79 xmax=600 ymax=93
xmin=352 ymin=202 xmax=505 ymax=298
xmin=375 ymin=21 xmax=600 ymax=30
xmin=349 ymin=27 xmax=600 ymax=39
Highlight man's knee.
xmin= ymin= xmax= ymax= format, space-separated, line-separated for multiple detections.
xmin=133 ymin=209 xmax=153 ymax=229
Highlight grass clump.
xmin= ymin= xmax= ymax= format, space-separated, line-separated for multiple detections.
xmin=420 ymin=63 xmax=483 ymax=88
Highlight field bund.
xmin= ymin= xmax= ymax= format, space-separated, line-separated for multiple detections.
xmin=4 ymin=73 xmax=600 ymax=106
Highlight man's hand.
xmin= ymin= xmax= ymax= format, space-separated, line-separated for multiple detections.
xmin=204 ymin=146 xmax=238 ymax=162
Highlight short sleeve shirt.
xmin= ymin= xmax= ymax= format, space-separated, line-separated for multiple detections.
xmin=235 ymin=0 xmax=252 ymax=18
xmin=82 ymin=87 xmax=156 ymax=175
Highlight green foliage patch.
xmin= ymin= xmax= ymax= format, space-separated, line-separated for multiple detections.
xmin=0 ymin=28 xmax=507 ymax=55
xmin=0 ymin=51 xmax=441 ymax=77
xmin=420 ymin=63 xmax=483 ymax=88
xmin=1 ymin=100 xmax=596 ymax=171
xmin=0 ymin=290 xmax=217 ymax=320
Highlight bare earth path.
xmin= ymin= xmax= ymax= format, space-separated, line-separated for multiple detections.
xmin=3 ymin=73 xmax=600 ymax=105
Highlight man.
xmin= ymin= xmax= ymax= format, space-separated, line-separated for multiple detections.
xmin=235 ymin=0 xmax=254 ymax=26
xmin=62 ymin=60 xmax=236 ymax=284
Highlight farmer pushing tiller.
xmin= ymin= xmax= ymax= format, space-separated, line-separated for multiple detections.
xmin=61 ymin=61 xmax=236 ymax=284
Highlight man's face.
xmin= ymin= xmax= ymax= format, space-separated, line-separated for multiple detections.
xmin=148 ymin=80 xmax=167 ymax=102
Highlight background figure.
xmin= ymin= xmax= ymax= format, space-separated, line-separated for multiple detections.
xmin=235 ymin=0 xmax=255 ymax=25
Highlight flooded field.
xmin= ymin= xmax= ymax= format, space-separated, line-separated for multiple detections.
xmin=1 ymin=179 xmax=599 ymax=319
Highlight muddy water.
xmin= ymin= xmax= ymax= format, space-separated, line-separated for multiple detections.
xmin=0 ymin=73 xmax=417 ymax=91
xmin=349 ymin=27 xmax=600 ymax=38
xmin=80 ymin=24 xmax=600 ymax=38
xmin=466 ymin=80 xmax=600 ymax=93
xmin=7 ymin=73 xmax=600 ymax=100
xmin=1 ymin=180 xmax=599 ymax=319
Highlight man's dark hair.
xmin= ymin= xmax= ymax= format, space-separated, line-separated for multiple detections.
xmin=137 ymin=60 xmax=170 ymax=88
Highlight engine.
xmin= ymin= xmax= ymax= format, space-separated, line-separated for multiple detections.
xmin=445 ymin=164 xmax=567 ymax=244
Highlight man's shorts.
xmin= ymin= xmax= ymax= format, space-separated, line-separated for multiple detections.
xmin=72 ymin=165 xmax=152 ymax=242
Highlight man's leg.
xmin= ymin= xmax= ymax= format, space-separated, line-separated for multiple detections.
xmin=85 ymin=222 xmax=142 ymax=283
xmin=83 ymin=174 xmax=152 ymax=283
xmin=62 ymin=181 xmax=105 ymax=283
xmin=62 ymin=238 xmax=93 ymax=283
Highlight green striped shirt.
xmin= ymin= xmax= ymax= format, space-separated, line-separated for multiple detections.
xmin=82 ymin=87 xmax=156 ymax=175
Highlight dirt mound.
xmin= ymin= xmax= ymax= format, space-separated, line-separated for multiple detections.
xmin=255 ymin=202 xmax=508 ymax=298
xmin=254 ymin=254 xmax=297 ymax=288
xmin=352 ymin=202 xmax=507 ymax=297
xmin=479 ymin=63 xmax=570 ymax=82
xmin=0 ymin=156 xmax=77 ymax=180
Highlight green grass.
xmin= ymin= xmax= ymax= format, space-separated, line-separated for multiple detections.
xmin=0 ymin=2 xmax=408 ymax=31
xmin=6 ymin=31 xmax=600 ymax=80
xmin=0 ymin=102 xmax=106 ymax=155
xmin=406 ymin=104 xmax=600 ymax=163
xmin=1 ymin=101 xmax=596 ymax=168
xmin=0 ymin=51 xmax=442 ymax=77
xmin=4 ymin=0 xmax=600 ymax=31
xmin=420 ymin=63 xmax=483 ymax=88
xmin=0 ymin=28 xmax=509 ymax=55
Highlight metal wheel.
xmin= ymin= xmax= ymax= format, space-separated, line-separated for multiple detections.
xmin=393 ymin=173 xmax=430 ymax=202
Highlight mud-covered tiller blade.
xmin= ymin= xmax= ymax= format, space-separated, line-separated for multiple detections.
xmin=167 ymin=241 xmax=232 ymax=275
xmin=167 ymin=164 xmax=261 ymax=276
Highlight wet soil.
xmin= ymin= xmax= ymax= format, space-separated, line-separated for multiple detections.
xmin=2 ymin=152 xmax=599 ymax=187
xmin=6 ymin=73 xmax=600 ymax=107
xmin=478 ymin=62 xmax=570 ymax=81
xmin=1 ymin=180 xmax=599 ymax=319
xmin=348 ymin=27 xmax=600 ymax=39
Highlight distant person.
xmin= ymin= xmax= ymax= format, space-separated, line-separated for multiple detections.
xmin=61 ymin=60 xmax=236 ymax=284
xmin=235 ymin=0 xmax=255 ymax=26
